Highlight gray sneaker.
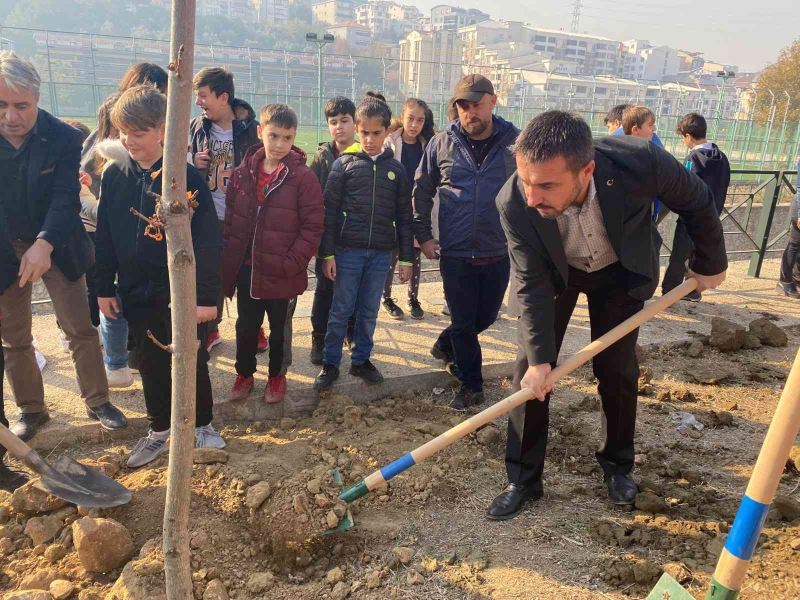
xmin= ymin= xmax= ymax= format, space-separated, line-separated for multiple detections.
xmin=127 ymin=431 xmax=169 ymax=468
xmin=195 ymin=424 xmax=226 ymax=449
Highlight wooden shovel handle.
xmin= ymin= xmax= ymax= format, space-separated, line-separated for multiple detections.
xmin=411 ymin=278 xmax=698 ymax=464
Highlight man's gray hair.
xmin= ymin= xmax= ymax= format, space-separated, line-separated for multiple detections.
xmin=0 ymin=51 xmax=41 ymax=96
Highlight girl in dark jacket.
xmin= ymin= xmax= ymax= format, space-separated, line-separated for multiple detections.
xmin=222 ymin=104 xmax=324 ymax=404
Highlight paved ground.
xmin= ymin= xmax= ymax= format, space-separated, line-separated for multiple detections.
xmin=10 ymin=257 xmax=800 ymax=449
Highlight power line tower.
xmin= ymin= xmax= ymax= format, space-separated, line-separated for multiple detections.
xmin=570 ymin=0 xmax=583 ymax=33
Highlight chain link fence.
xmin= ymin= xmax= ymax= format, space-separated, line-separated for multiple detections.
xmin=1 ymin=26 xmax=799 ymax=170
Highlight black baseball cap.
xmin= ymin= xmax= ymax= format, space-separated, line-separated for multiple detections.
xmin=452 ymin=74 xmax=495 ymax=104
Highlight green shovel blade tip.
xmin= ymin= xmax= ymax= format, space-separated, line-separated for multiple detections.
xmin=705 ymin=577 xmax=739 ymax=600
xmin=321 ymin=511 xmax=354 ymax=536
xmin=645 ymin=574 xmax=695 ymax=600
xmin=339 ymin=480 xmax=369 ymax=503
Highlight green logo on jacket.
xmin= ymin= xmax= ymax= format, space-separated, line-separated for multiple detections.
xmin=388 ymin=171 xmax=396 ymax=181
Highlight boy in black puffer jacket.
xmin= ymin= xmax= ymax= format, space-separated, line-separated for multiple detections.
xmin=314 ymin=98 xmax=414 ymax=389
xmin=95 ymin=85 xmax=224 ymax=468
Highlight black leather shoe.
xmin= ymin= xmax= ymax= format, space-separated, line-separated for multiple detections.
xmin=310 ymin=336 xmax=324 ymax=366
xmin=350 ymin=360 xmax=384 ymax=385
xmin=86 ymin=402 xmax=128 ymax=431
xmin=11 ymin=412 xmax=50 ymax=442
xmin=314 ymin=364 xmax=340 ymax=390
xmin=430 ymin=344 xmax=453 ymax=363
xmin=682 ymin=290 xmax=702 ymax=302
xmin=0 ymin=458 xmax=29 ymax=492
xmin=605 ymin=473 xmax=639 ymax=505
xmin=486 ymin=483 xmax=544 ymax=521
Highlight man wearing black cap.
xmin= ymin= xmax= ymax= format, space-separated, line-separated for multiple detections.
xmin=413 ymin=74 xmax=519 ymax=410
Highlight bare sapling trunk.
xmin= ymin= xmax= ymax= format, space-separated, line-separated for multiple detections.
xmin=161 ymin=1 xmax=197 ymax=598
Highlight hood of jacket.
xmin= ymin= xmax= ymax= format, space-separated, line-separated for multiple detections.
xmin=95 ymin=139 xmax=134 ymax=175
xmin=689 ymin=142 xmax=725 ymax=167
xmin=342 ymin=143 xmax=394 ymax=161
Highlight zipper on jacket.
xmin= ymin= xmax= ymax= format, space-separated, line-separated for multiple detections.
xmin=340 ymin=211 xmax=348 ymax=238
xmin=367 ymin=162 xmax=377 ymax=248
xmin=249 ymin=165 xmax=289 ymax=299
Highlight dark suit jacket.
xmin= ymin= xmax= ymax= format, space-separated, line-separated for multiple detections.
xmin=497 ymin=136 xmax=728 ymax=367
xmin=0 ymin=110 xmax=93 ymax=294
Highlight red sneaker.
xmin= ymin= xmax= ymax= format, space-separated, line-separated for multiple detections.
xmin=229 ymin=375 xmax=254 ymax=401
xmin=206 ymin=330 xmax=222 ymax=352
xmin=265 ymin=375 xmax=286 ymax=404
xmin=257 ymin=328 xmax=269 ymax=353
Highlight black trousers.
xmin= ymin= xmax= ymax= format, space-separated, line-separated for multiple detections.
xmin=125 ymin=303 xmax=213 ymax=433
xmin=780 ymin=220 xmax=800 ymax=284
xmin=235 ymin=265 xmax=295 ymax=378
xmin=310 ymin=257 xmax=354 ymax=343
xmin=505 ymin=263 xmax=644 ymax=487
xmin=661 ymin=218 xmax=694 ymax=294
xmin=383 ymin=248 xmax=422 ymax=302
xmin=435 ymin=256 xmax=510 ymax=391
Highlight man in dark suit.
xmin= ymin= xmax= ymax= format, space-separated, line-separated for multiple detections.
xmin=489 ymin=111 xmax=727 ymax=520
xmin=0 ymin=52 xmax=128 ymax=448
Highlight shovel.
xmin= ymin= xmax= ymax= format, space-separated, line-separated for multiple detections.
xmin=328 ymin=278 xmax=700 ymax=535
xmin=0 ymin=422 xmax=132 ymax=508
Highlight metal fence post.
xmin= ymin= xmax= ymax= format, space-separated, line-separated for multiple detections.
xmin=748 ymin=171 xmax=782 ymax=277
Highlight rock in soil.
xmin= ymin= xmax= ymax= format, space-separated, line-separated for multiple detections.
xmin=635 ymin=491 xmax=668 ymax=514
xmin=662 ymin=562 xmax=692 ymax=584
xmin=245 ymin=481 xmax=272 ymax=510
xmin=392 ymin=546 xmax=415 ymax=565
xmin=72 ymin=516 xmax=135 ymax=573
xmin=246 ymin=571 xmax=275 ymax=594
xmin=709 ymin=317 xmax=746 ymax=352
xmin=475 ymin=425 xmax=500 ymax=446
xmin=109 ymin=555 xmax=167 ymax=600
xmin=773 ymin=496 xmax=800 ymax=521
xmin=20 ymin=568 xmax=64 ymax=591
xmin=326 ymin=566 xmax=345 ymax=584
xmin=11 ymin=480 xmax=68 ymax=515
xmin=331 ymin=581 xmax=350 ymax=599
xmin=685 ymin=365 xmax=733 ymax=385
xmin=193 ymin=448 xmax=229 ymax=464
xmin=365 ymin=570 xmax=382 ymax=589
xmin=24 ymin=514 xmax=63 ymax=546
xmin=748 ymin=318 xmax=788 ymax=347
xmin=203 ymin=579 xmax=229 ymax=600
xmin=743 ymin=333 xmax=762 ymax=349
xmin=4 ymin=592 xmax=53 ymax=600
xmin=685 ymin=340 xmax=704 ymax=358
xmin=49 ymin=579 xmax=76 ymax=600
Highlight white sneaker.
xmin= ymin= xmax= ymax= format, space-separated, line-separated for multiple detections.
xmin=106 ymin=366 xmax=134 ymax=389
xmin=127 ymin=430 xmax=170 ymax=468
xmin=195 ymin=424 xmax=226 ymax=449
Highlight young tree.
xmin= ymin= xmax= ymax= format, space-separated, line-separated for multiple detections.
xmin=161 ymin=0 xmax=197 ymax=597
xmin=754 ymin=38 xmax=800 ymax=123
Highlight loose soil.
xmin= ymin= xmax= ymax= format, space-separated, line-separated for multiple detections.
xmin=2 ymin=327 xmax=800 ymax=599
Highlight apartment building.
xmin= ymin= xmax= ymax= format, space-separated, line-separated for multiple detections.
xmin=399 ymin=29 xmax=463 ymax=103
xmin=312 ymin=0 xmax=358 ymax=25
xmin=430 ymin=5 xmax=490 ymax=31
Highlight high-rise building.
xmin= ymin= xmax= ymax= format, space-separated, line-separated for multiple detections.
xmin=399 ymin=29 xmax=463 ymax=104
xmin=327 ymin=22 xmax=372 ymax=51
xmin=255 ymin=0 xmax=290 ymax=23
xmin=312 ymin=0 xmax=358 ymax=25
xmin=355 ymin=1 xmax=422 ymax=38
xmin=525 ymin=27 xmax=620 ymax=77
xmin=620 ymin=39 xmax=681 ymax=81
xmin=430 ymin=5 xmax=490 ymax=31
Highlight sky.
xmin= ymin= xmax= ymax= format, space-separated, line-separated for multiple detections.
xmin=412 ymin=0 xmax=796 ymax=72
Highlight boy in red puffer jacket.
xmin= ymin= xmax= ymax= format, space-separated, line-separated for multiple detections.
xmin=222 ymin=104 xmax=324 ymax=404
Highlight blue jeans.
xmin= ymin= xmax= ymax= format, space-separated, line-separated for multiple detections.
xmin=323 ymin=247 xmax=391 ymax=369
xmin=99 ymin=295 xmax=130 ymax=371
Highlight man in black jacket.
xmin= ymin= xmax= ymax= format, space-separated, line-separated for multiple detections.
xmin=490 ymin=111 xmax=727 ymax=520
xmin=0 ymin=52 xmax=127 ymax=445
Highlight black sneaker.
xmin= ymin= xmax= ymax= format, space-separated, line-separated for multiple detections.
xmin=450 ymin=387 xmax=484 ymax=412
xmin=0 ymin=459 xmax=29 ymax=493
xmin=314 ymin=364 xmax=340 ymax=390
xmin=408 ymin=299 xmax=424 ymax=320
xmin=310 ymin=336 xmax=324 ymax=366
xmin=681 ymin=290 xmax=702 ymax=302
xmin=86 ymin=402 xmax=129 ymax=431
xmin=10 ymin=412 xmax=50 ymax=442
xmin=382 ymin=298 xmax=404 ymax=320
xmin=349 ymin=360 xmax=384 ymax=385
xmin=430 ymin=344 xmax=453 ymax=363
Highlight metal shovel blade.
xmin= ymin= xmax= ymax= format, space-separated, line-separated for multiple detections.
xmin=645 ymin=574 xmax=695 ymax=600
xmin=321 ymin=468 xmax=354 ymax=536
xmin=24 ymin=451 xmax=132 ymax=509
